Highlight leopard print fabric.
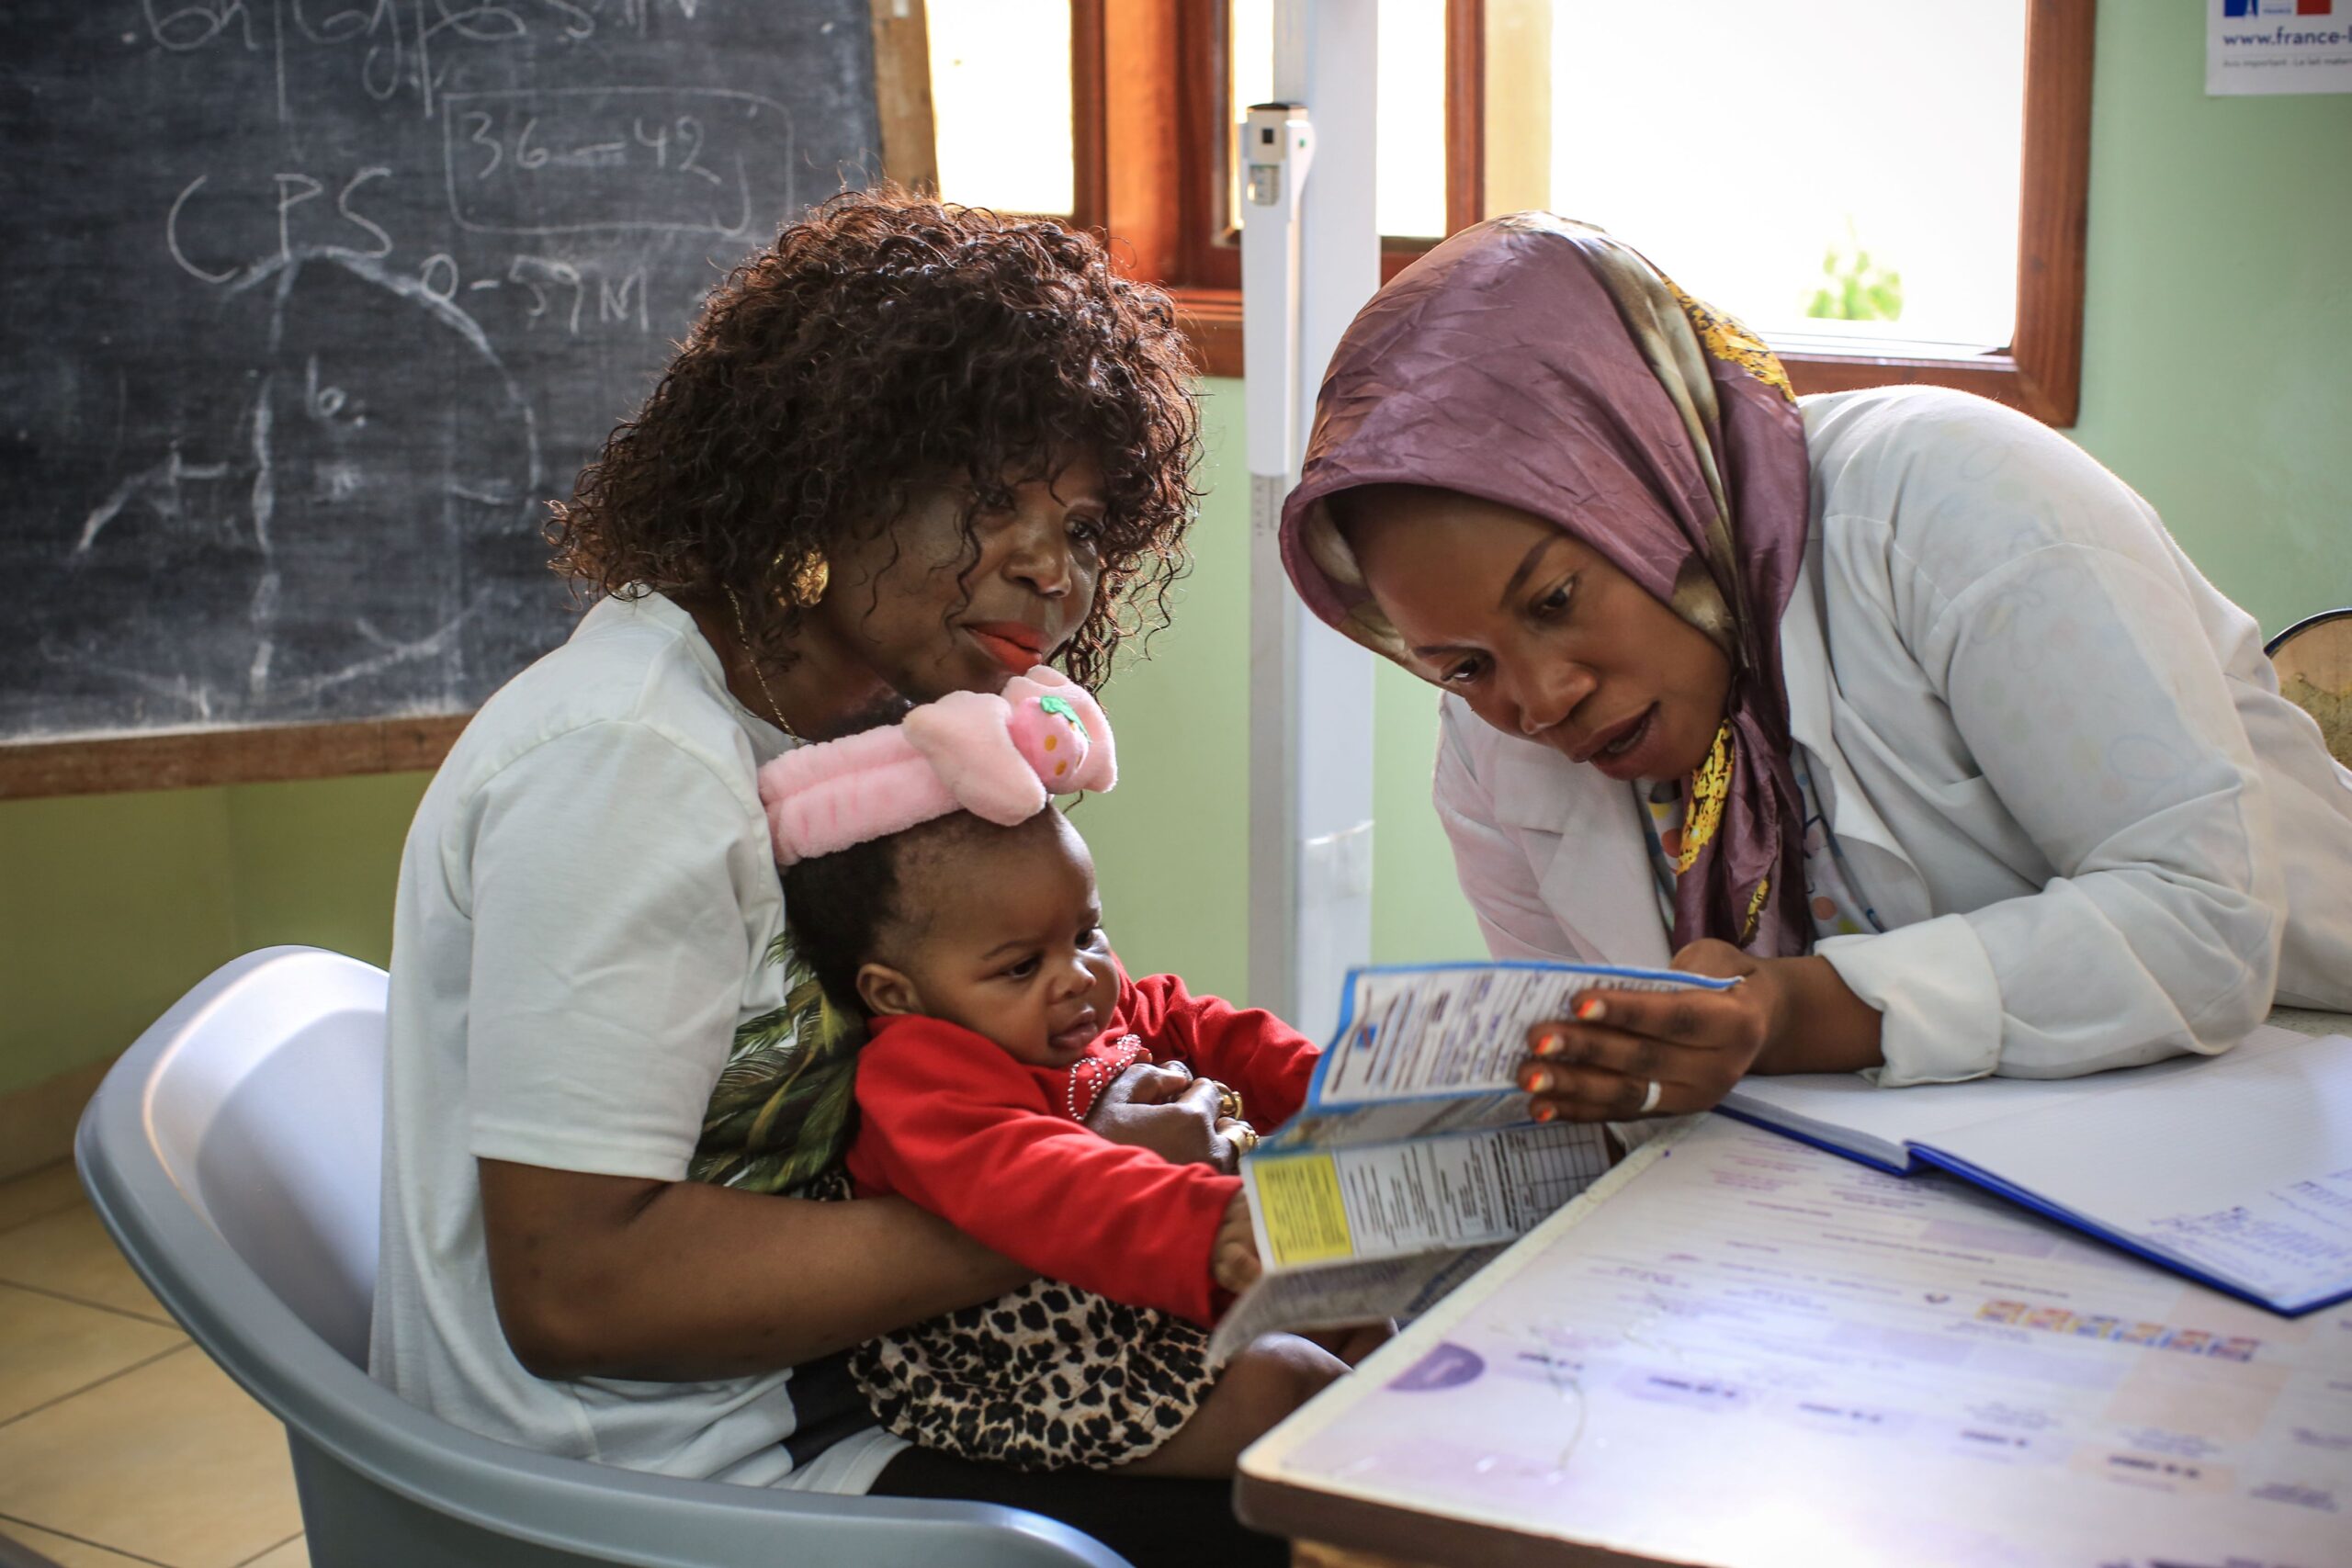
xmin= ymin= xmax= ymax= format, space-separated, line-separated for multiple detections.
xmin=852 ymin=1277 xmax=1217 ymax=1471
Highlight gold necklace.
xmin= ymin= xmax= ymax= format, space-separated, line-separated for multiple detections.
xmin=724 ymin=585 xmax=800 ymax=740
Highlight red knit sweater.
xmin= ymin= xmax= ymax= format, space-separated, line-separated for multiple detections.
xmin=845 ymin=973 xmax=1318 ymax=1325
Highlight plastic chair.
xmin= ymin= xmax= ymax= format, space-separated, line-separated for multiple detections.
xmin=75 ymin=947 xmax=1128 ymax=1568
xmin=2267 ymin=607 xmax=2352 ymax=768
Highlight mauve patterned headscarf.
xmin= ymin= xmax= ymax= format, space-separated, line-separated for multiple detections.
xmin=1280 ymin=213 xmax=1813 ymax=957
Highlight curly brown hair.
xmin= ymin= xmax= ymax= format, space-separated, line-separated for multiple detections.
xmin=547 ymin=186 xmax=1201 ymax=690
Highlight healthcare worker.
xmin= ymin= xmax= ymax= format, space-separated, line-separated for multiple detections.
xmin=1280 ymin=214 xmax=2352 ymax=1122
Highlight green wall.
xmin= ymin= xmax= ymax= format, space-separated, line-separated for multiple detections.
xmin=0 ymin=771 xmax=430 ymax=1096
xmin=2069 ymin=11 xmax=2352 ymax=635
xmin=4 ymin=6 xmax=2345 ymax=1100
xmin=1084 ymin=389 xmax=1496 ymax=998
xmin=1079 ymin=382 xmax=1256 ymax=997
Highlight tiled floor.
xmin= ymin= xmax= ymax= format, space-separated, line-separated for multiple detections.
xmin=0 ymin=1161 xmax=308 ymax=1568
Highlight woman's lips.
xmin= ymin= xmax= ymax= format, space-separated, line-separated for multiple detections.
xmin=966 ymin=623 xmax=1047 ymax=673
xmin=1584 ymin=704 xmax=1661 ymax=782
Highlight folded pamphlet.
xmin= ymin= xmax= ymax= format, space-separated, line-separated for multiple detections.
xmin=1211 ymin=960 xmax=1730 ymax=1360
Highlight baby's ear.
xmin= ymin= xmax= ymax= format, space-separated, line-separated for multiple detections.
xmin=857 ymin=963 xmax=922 ymax=1019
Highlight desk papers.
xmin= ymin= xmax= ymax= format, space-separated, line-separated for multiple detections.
xmin=1724 ymin=1026 xmax=2352 ymax=1313
xmin=1240 ymin=1117 xmax=2352 ymax=1568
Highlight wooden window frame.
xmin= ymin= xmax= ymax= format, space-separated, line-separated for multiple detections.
xmin=1071 ymin=0 xmax=2092 ymax=428
xmin=1065 ymin=0 xmax=1488 ymax=376
xmin=1773 ymin=0 xmax=2093 ymax=425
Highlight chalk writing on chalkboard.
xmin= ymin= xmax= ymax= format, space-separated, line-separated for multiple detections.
xmin=0 ymin=1 xmax=878 ymax=745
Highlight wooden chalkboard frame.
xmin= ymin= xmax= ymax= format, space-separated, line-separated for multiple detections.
xmin=3 ymin=4 xmax=937 ymax=803
xmin=0 ymin=715 xmax=469 ymax=800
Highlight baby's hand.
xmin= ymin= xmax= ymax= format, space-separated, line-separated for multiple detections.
xmin=1087 ymin=1063 xmax=1239 ymax=1173
xmin=1212 ymin=1190 xmax=1262 ymax=1293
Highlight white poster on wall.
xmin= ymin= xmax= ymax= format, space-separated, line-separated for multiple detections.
xmin=2210 ymin=0 xmax=2352 ymax=95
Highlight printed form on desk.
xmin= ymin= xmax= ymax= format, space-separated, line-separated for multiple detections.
xmin=1238 ymin=1116 xmax=2352 ymax=1568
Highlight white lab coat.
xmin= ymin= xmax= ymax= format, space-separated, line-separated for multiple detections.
xmin=1432 ymin=387 xmax=2352 ymax=1087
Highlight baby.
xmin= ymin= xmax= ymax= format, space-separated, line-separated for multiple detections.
xmin=759 ymin=670 xmax=1354 ymax=1475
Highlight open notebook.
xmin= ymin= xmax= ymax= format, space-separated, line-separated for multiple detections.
xmin=1720 ymin=1022 xmax=2352 ymax=1315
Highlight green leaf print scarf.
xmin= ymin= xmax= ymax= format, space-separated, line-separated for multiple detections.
xmin=689 ymin=932 xmax=865 ymax=1196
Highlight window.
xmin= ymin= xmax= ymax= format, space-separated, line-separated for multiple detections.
xmin=886 ymin=0 xmax=2090 ymax=423
xmin=1228 ymin=0 xmax=1451 ymax=242
xmin=895 ymin=0 xmax=1483 ymax=370
xmin=1507 ymin=0 xmax=2090 ymax=423
xmin=1546 ymin=2 xmax=2028 ymax=356
xmin=924 ymin=0 xmax=1076 ymax=216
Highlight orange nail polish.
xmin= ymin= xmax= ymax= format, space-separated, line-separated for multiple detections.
xmin=1533 ymin=1032 xmax=1563 ymax=1057
xmin=1576 ymin=996 xmax=1607 ymax=1022
xmin=1521 ymin=1067 xmax=1549 ymax=1093
xmin=1532 ymin=1102 xmax=1557 ymax=1123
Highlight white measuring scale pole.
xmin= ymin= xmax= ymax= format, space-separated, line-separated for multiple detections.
xmin=1239 ymin=0 xmax=1378 ymax=1042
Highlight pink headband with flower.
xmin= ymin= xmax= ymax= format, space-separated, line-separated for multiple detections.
xmin=755 ymin=666 xmax=1116 ymax=865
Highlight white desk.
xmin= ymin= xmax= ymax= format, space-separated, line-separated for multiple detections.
xmin=1238 ymin=1111 xmax=2352 ymax=1567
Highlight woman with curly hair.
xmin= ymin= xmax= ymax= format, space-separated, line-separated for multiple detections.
xmin=371 ymin=188 xmax=1283 ymax=1563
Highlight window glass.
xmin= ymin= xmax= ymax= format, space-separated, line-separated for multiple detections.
xmin=927 ymin=0 xmax=1074 ymax=216
xmin=1548 ymin=0 xmax=2026 ymax=353
xmin=1229 ymin=0 xmax=1450 ymax=241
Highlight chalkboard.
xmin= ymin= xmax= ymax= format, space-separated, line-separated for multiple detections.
xmin=0 ymin=0 xmax=885 ymax=766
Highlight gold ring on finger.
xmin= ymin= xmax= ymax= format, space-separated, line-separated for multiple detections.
xmin=1228 ymin=1121 xmax=1260 ymax=1156
xmin=1216 ymin=1086 xmax=1243 ymax=1122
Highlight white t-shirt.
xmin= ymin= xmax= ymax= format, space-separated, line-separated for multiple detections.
xmin=368 ymin=590 xmax=906 ymax=1492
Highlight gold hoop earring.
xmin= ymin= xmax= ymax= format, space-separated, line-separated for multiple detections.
xmin=772 ymin=550 xmax=830 ymax=609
